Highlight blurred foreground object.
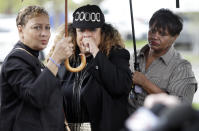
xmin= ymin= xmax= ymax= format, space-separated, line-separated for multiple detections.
xmin=126 ymin=93 xmax=199 ymax=131
xmin=144 ymin=93 xmax=180 ymax=109
xmin=126 ymin=93 xmax=180 ymax=131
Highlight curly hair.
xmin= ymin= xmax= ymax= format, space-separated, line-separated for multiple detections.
xmin=16 ymin=5 xmax=49 ymax=26
xmin=45 ymin=23 xmax=125 ymax=63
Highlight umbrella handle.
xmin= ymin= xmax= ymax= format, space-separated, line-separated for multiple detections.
xmin=64 ymin=0 xmax=86 ymax=72
xmin=64 ymin=54 xmax=86 ymax=72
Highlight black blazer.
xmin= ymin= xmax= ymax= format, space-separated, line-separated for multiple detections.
xmin=60 ymin=47 xmax=132 ymax=131
xmin=0 ymin=42 xmax=65 ymax=131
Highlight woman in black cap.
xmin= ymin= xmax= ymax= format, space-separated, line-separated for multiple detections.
xmin=47 ymin=4 xmax=132 ymax=131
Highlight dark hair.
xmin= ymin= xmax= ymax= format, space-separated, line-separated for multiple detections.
xmin=149 ymin=8 xmax=183 ymax=36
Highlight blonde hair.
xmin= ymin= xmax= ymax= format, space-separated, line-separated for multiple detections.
xmin=45 ymin=23 xmax=125 ymax=63
xmin=16 ymin=5 xmax=49 ymax=26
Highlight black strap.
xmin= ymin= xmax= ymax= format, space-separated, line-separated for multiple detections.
xmin=15 ymin=48 xmax=45 ymax=68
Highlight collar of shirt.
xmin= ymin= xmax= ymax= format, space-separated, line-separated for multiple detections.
xmin=15 ymin=41 xmax=39 ymax=58
xmin=138 ymin=44 xmax=176 ymax=66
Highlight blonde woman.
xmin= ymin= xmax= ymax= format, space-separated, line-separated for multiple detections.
xmin=0 ymin=5 xmax=73 ymax=131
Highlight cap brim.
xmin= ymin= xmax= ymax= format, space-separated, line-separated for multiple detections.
xmin=72 ymin=22 xmax=104 ymax=29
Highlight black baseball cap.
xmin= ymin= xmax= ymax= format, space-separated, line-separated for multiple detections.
xmin=72 ymin=4 xmax=105 ymax=29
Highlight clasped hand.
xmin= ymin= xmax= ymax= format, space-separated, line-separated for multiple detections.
xmin=52 ymin=36 xmax=74 ymax=64
xmin=132 ymin=71 xmax=147 ymax=87
xmin=80 ymin=37 xmax=99 ymax=57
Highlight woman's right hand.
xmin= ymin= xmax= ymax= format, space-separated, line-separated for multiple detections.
xmin=51 ymin=36 xmax=73 ymax=65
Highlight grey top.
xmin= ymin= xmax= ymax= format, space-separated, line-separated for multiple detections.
xmin=129 ymin=44 xmax=197 ymax=109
